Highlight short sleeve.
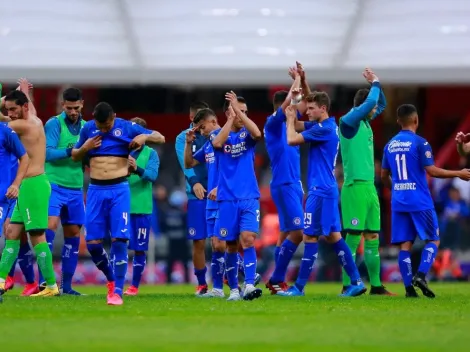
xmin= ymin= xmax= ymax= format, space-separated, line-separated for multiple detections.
xmin=300 ymin=123 xmax=333 ymax=143
xmin=75 ymin=125 xmax=88 ymax=148
xmin=129 ymin=122 xmax=152 ymax=138
xmin=4 ymin=127 xmax=26 ymax=159
xmin=381 ymin=146 xmax=390 ymax=170
xmin=193 ymin=142 xmax=207 ymax=163
xmin=418 ymin=139 xmax=434 ymax=167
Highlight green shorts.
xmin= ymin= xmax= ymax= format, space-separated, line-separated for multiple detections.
xmin=10 ymin=174 xmax=51 ymax=232
xmin=341 ymin=181 xmax=380 ymax=233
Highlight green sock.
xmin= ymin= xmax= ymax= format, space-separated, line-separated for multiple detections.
xmin=34 ymin=242 xmax=56 ymax=286
xmin=342 ymin=234 xmax=361 ymax=286
xmin=0 ymin=240 xmax=20 ymax=279
xmin=364 ymin=239 xmax=382 ymax=287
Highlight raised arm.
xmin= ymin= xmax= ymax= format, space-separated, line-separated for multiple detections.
xmin=45 ymin=118 xmax=71 ymax=162
xmin=285 ymin=106 xmax=306 ymax=146
xmin=297 ymin=61 xmax=311 ymax=97
xmin=226 ymin=91 xmax=262 ymax=140
xmin=212 ymin=108 xmax=235 ymax=149
xmin=183 ymin=127 xmax=201 ymax=168
xmin=455 ymin=132 xmax=470 ymax=156
xmin=17 ymin=78 xmax=37 ymax=117
xmin=372 ymin=88 xmax=387 ymax=120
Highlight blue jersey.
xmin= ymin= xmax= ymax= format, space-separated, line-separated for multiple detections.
xmin=75 ymin=118 xmax=151 ymax=157
xmin=193 ymin=129 xmax=220 ymax=210
xmin=382 ymin=130 xmax=435 ymax=212
xmin=301 ymin=117 xmax=339 ymax=198
xmin=213 ymin=127 xmax=260 ymax=201
xmin=264 ymin=107 xmax=301 ymax=187
xmin=0 ymin=124 xmax=26 ymax=203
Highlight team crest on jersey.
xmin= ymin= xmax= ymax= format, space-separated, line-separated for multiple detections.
xmin=425 ymin=151 xmax=432 ymax=158
xmin=351 ymin=218 xmax=359 ymax=226
xmin=224 ymin=145 xmax=231 ymax=153
xmin=219 ymin=228 xmax=228 ymax=237
xmin=293 ymin=217 xmax=301 ymax=226
xmin=113 ymin=128 xmax=123 ymax=137
xmin=188 ymin=228 xmax=196 ymax=236
xmin=239 ymin=131 xmax=247 ymax=139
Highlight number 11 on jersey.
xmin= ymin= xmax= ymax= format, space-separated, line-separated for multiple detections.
xmin=395 ymin=154 xmax=408 ymax=181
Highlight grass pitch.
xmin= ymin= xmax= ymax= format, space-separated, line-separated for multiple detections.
xmin=1 ymin=283 xmax=469 ymax=351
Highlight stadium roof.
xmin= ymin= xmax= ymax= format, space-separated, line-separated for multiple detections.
xmin=1 ymin=0 xmax=469 ymax=85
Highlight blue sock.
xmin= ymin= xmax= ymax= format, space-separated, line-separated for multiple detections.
xmin=334 ymin=238 xmax=361 ymax=285
xmin=87 ymin=243 xmax=115 ymax=282
xmin=61 ymin=237 xmax=80 ymax=292
xmin=274 ymin=246 xmax=281 ymax=264
xmin=112 ymin=241 xmax=128 ymax=297
xmin=225 ymin=252 xmax=238 ymax=290
xmin=211 ymin=251 xmax=225 ymax=290
xmin=194 ymin=266 xmax=207 ymax=286
xmin=131 ymin=253 xmax=146 ymax=288
xmin=8 ymin=259 xmax=17 ymax=277
xmin=237 ymin=252 xmax=245 ymax=277
xmin=38 ymin=229 xmax=55 ymax=284
xmin=243 ymin=247 xmax=257 ymax=285
xmin=18 ymin=242 xmax=35 ymax=284
xmin=294 ymin=242 xmax=318 ymax=291
xmin=271 ymin=239 xmax=298 ymax=283
xmin=398 ymin=250 xmax=413 ymax=287
xmin=418 ymin=243 xmax=438 ymax=276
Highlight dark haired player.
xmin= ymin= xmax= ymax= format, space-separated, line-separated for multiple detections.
xmin=339 ymin=68 xmax=394 ymax=295
xmin=0 ymin=88 xmax=58 ymax=297
xmin=72 ymin=102 xmax=164 ymax=305
xmin=381 ymin=104 xmax=470 ymax=297
xmin=175 ymin=101 xmax=211 ymax=295
xmin=42 ymin=87 xmax=86 ymax=295
xmin=279 ymin=92 xmax=365 ymax=297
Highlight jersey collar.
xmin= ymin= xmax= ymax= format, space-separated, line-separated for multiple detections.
xmin=60 ymin=111 xmax=82 ymax=125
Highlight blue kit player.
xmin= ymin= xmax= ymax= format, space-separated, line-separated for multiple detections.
xmin=279 ymin=92 xmax=366 ymax=297
xmin=0 ymin=123 xmax=33 ymax=299
xmin=264 ymin=70 xmax=315 ymax=294
xmin=211 ymin=91 xmax=263 ymax=301
xmin=124 ymin=117 xmax=159 ymax=296
xmin=381 ymin=104 xmax=470 ymax=298
xmin=184 ymin=108 xmax=227 ymax=297
xmin=72 ymin=102 xmax=165 ymax=306
xmin=175 ymin=101 xmax=210 ymax=295
xmin=43 ymin=88 xmax=86 ymax=295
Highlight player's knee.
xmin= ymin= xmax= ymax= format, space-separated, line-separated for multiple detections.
xmin=226 ymin=241 xmax=238 ymax=253
xmin=48 ymin=217 xmax=60 ymax=232
xmin=287 ymin=230 xmax=303 ymax=245
xmin=303 ymin=234 xmax=318 ymax=243
xmin=63 ymin=225 xmax=81 ymax=238
xmin=277 ymin=231 xmax=287 ymax=246
xmin=20 ymin=231 xmax=28 ymax=244
xmin=192 ymin=239 xmax=205 ymax=251
xmin=211 ymin=237 xmax=226 ymax=252
xmin=325 ymin=232 xmax=342 ymax=244
xmin=364 ymin=232 xmax=379 ymax=240
xmin=240 ymin=231 xmax=256 ymax=248
xmin=399 ymin=241 xmax=413 ymax=251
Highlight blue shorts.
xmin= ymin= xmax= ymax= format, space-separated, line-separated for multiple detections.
xmin=216 ymin=199 xmax=260 ymax=241
xmin=187 ymin=199 xmax=207 ymax=240
xmin=391 ymin=209 xmax=440 ymax=244
xmin=304 ymin=194 xmax=341 ymax=236
xmin=271 ymin=183 xmax=304 ymax=232
xmin=0 ymin=199 xmax=16 ymax=236
xmin=49 ymin=183 xmax=85 ymax=226
xmin=206 ymin=209 xmax=218 ymax=238
xmin=129 ymin=213 xmax=152 ymax=251
xmin=85 ymin=182 xmax=131 ymax=241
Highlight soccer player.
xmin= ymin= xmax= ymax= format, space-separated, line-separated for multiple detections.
xmin=184 ymin=108 xmax=226 ymax=297
xmin=211 ymin=91 xmax=263 ymax=301
xmin=175 ymin=101 xmax=211 ymax=295
xmin=42 ymin=87 xmax=86 ymax=295
xmin=264 ymin=69 xmax=311 ymax=294
xmin=72 ymin=102 xmax=164 ymax=305
xmin=339 ymin=68 xmax=394 ymax=295
xmin=0 ymin=123 xmax=31 ymax=302
xmin=124 ymin=117 xmax=159 ymax=296
xmin=381 ymin=104 xmax=470 ymax=297
xmin=0 ymin=89 xmax=58 ymax=297
xmin=278 ymin=93 xmax=366 ymax=297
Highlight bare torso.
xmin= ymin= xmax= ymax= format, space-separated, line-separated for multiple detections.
xmin=9 ymin=114 xmax=46 ymax=177
xmin=90 ymin=156 xmax=128 ymax=180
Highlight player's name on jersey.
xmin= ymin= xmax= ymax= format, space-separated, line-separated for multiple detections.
xmin=388 ymin=140 xmax=412 ymax=153
xmin=394 ymin=182 xmax=417 ymax=191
